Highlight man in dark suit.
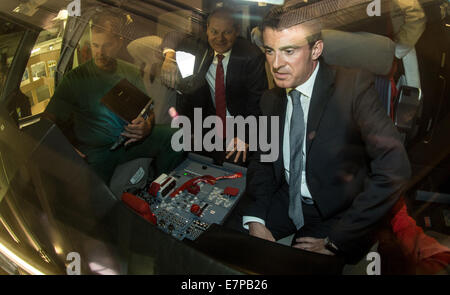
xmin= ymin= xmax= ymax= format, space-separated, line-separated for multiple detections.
xmin=161 ymin=7 xmax=267 ymax=164
xmin=243 ymin=5 xmax=411 ymax=263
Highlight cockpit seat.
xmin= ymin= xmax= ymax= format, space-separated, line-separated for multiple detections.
xmin=109 ymin=157 xmax=154 ymax=199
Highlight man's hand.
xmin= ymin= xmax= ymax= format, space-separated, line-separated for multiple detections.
xmin=226 ymin=137 xmax=249 ymax=163
xmin=292 ymin=237 xmax=335 ymax=255
xmin=161 ymin=51 xmax=179 ymax=89
xmin=122 ymin=112 xmax=154 ymax=146
xmin=248 ymin=222 xmax=276 ymax=242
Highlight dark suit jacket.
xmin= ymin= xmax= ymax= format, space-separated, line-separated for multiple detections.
xmin=245 ymin=62 xmax=411 ymax=254
xmin=172 ymin=36 xmax=267 ymax=128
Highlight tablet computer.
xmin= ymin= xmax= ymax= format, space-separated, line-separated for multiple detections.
xmin=101 ymin=78 xmax=151 ymax=123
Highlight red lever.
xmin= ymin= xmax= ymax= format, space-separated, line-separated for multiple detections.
xmin=190 ymin=204 xmax=201 ymax=216
xmin=170 ymin=173 xmax=243 ymax=198
xmin=121 ymin=192 xmax=157 ymax=225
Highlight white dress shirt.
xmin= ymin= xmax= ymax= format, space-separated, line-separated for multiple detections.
xmin=243 ymin=62 xmax=320 ymax=229
xmin=206 ymin=50 xmax=232 ymax=116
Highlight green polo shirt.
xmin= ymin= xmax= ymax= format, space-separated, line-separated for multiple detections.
xmin=46 ymin=59 xmax=146 ymax=154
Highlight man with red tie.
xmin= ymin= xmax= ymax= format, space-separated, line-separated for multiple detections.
xmin=161 ymin=7 xmax=268 ymax=165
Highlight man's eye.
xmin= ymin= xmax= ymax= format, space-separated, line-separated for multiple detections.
xmin=265 ymin=49 xmax=273 ymax=55
xmin=285 ymin=49 xmax=294 ymax=55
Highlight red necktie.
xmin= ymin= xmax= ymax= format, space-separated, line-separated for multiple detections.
xmin=215 ymin=54 xmax=226 ymax=139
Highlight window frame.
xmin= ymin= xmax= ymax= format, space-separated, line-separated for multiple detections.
xmin=0 ymin=13 xmax=40 ymax=105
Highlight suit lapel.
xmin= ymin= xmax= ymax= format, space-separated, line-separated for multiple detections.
xmin=225 ymin=50 xmax=235 ymax=93
xmin=306 ymin=62 xmax=335 ymax=154
xmin=225 ymin=52 xmax=235 ymax=115
xmin=199 ymin=47 xmax=214 ymax=75
xmin=196 ymin=47 xmax=214 ymax=113
xmin=225 ymin=40 xmax=242 ymax=114
xmin=272 ymin=87 xmax=287 ymax=175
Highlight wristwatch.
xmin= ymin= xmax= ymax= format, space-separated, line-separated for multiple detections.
xmin=324 ymin=237 xmax=340 ymax=255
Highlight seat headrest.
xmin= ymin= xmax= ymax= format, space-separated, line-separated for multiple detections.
xmin=322 ymin=29 xmax=395 ymax=76
xmin=127 ymin=36 xmax=162 ymax=66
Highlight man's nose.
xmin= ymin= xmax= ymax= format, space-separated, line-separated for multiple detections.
xmin=218 ymin=33 xmax=226 ymax=42
xmin=272 ymin=52 xmax=284 ymax=70
xmin=99 ymin=46 xmax=107 ymax=56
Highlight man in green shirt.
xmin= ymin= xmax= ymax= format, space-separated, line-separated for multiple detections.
xmin=44 ymin=12 xmax=184 ymax=183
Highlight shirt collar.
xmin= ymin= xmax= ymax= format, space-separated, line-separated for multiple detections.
xmin=286 ymin=61 xmax=320 ymax=99
xmin=214 ymin=49 xmax=232 ymax=58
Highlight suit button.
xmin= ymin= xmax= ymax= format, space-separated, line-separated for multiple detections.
xmin=308 ymin=131 xmax=316 ymax=140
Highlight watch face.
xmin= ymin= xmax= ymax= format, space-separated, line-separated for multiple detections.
xmin=325 ymin=238 xmax=339 ymax=254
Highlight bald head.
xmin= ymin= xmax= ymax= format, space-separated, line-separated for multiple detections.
xmin=206 ymin=7 xmax=240 ymax=54
xmin=207 ymin=7 xmax=240 ymax=29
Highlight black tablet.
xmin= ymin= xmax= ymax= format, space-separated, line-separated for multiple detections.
xmin=101 ymin=78 xmax=151 ymax=123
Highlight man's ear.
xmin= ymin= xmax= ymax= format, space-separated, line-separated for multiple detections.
xmin=311 ymin=40 xmax=323 ymax=61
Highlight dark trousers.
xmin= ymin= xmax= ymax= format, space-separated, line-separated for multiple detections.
xmin=264 ymin=183 xmax=344 ymax=243
xmin=226 ymin=182 xmax=342 ymax=243
xmin=225 ymin=181 xmax=375 ymax=264
xmin=85 ymin=124 xmax=185 ymax=183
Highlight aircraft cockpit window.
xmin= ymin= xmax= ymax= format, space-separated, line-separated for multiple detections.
xmin=0 ymin=0 xmax=448 ymax=276
xmin=0 ymin=20 xmax=26 ymax=99
xmin=18 ymin=20 xmax=63 ymax=117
